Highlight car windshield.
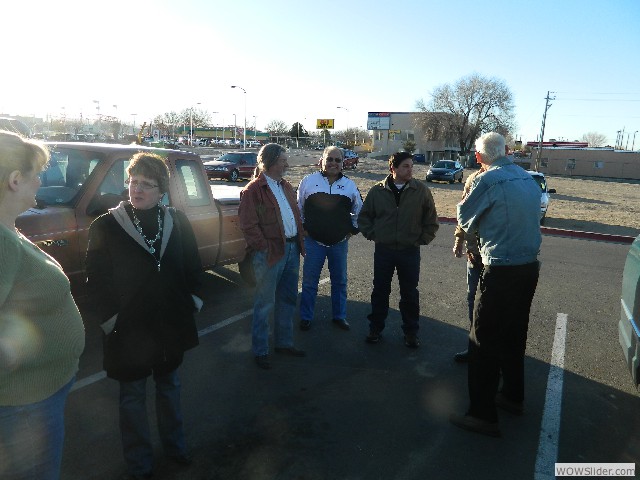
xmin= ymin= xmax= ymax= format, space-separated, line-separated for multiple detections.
xmin=531 ymin=175 xmax=546 ymax=191
xmin=433 ymin=161 xmax=455 ymax=169
xmin=36 ymin=149 xmax=103 ymax=206
xmin=218 ymin=154 xmax=240 ymax=164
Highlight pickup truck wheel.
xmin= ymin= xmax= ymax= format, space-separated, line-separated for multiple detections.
xmin=458 ymin=174 xmax=463 ymax=183
xmin=229 ymin=169 xmax=239 ymax=182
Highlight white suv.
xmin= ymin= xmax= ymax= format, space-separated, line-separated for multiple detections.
xmin=527 ymin=171 xmax=556 ymax=224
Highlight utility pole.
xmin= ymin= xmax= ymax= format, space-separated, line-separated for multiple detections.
xmin=534 ymin=91 xmax=555 ymax=172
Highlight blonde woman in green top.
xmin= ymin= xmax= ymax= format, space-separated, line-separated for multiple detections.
xmin=0 ymin=131 xmax=85 ymax=479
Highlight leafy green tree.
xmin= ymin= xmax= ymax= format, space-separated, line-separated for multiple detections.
xmin=403 ymin=140 xmax=416 ymax=154
xmin=416 ymin=73 xmax=515 ymax=154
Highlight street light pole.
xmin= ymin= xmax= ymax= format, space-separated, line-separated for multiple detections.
xmin=231 ymin=86 xmax=247 ymax=148
xmin=253 ymin=116 xmax=257 ymax=142
xmin=233 ymin=114 xmax=237 ymax=144
xmin=337 ymin=106 xmax=350 ymax=146
xmin=131 ymin=113 xmax=137 ymax=134
xmin=632 ymin=131 xmax=638 ymax=151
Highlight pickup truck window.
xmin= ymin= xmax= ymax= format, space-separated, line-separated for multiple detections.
xmin=176 ymin=159 xmax=210 ymax=207
xmin=37 ymin=150 xmax=102 ymax=206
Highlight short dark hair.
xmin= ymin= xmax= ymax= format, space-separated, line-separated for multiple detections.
xmin=388 ymin=151 xmax=413 ymax=170
xmin=126 ymin=152 xmax=170 ymax=193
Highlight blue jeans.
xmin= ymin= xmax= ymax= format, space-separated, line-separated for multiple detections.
xmin=300 ymin=237 xmax=348 ymax=323
xmin=252 ymin=242 xmax=300 ymax=356
xmin=0 ymin=377 xmax=74 ymax=480
xmin=119 ymin=369 xmax=187 ymax=476
xmin=368 ymin=244 xmax=421 ymax=334
xmin=467 ymin=260 xmax=482 ymax=325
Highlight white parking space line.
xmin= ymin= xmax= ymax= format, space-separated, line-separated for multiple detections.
xmin=534 ymin=313 xmax=568 ymax=480
xmin=71 ymin=277 xmax=331 ymax=392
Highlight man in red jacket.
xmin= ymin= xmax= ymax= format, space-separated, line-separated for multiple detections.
xmin=238 ymin=144 xmax=306 ymax=369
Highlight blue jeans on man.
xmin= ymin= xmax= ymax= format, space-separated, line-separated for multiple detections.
xmin=251 ymin=242 xmax=300 ymax=356
xmin=0 ymin=377 xmax=74 ymax=480
xmin=119 ymin=369 xmax=187 ymax=476
xmin=368 ymin=244 xmax=421 ymax=333
xmin=300 ymin=236 xmax=348 ymax=324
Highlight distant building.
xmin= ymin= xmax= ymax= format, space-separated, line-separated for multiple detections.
xmin=369 ymin=112 xmax=462 ymax=162
xmin=528 ymin=145 xmax=640 ymax=180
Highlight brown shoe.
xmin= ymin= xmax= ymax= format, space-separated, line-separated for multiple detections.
xmin=495 ymin=392 xmax=524 ymax=416
xmin=449 ymin=413 xmax=501 ymax=437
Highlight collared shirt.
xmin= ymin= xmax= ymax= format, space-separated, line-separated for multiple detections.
xmin=264 ymin=173 xmax=297 ymax=238
xmin=457 ymin=157 xmax=541 ymax=266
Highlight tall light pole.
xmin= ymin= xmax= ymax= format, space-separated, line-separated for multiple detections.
xmin=231 ymin=86 xmax=247 ymax=148
xmin=253 ymin=116 xmax=257 ymax=142
xmin=190 ymin=102 xmax=201 ymax=146
xmin=233 ymin=114 xmax=237 ymax=144
xmin=131 ymin=113 xmax=137 ymax=134
xmin=337 ymin=106 xmax=350 ymax=146
xmin=632 ymin=131 xmax=638 ymax=151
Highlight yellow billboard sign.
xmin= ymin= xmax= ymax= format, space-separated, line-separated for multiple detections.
xmin=316 ymin=119 xmax=334 ymax=129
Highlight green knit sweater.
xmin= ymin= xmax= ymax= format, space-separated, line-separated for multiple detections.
xmin=0 ymin=222 xmax=85 ymax=406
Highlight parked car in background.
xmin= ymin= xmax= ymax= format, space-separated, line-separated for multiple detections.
xmin=426 ymin=160 xmax=464 ymax=183
xmin=203 ymin=151 xmax=258 ymax=182
xmin=341 ymin=148 xmax=359 ymax=169
xmin=619 ymin=233 xmax=640 ymax=387
xmin=527 ymin=170 xmax=556 ymax=224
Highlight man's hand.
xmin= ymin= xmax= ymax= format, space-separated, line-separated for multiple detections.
xmin=453 ymin=240 xmax=464 ymax=258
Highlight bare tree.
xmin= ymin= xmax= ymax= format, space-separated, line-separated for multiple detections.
xmin=416 ymin=73 xmax=515 ymax=154
xmin=581 ymin=131 xmax=607 ymax=147
xmin=265 ymin=119 xmax=289 ymax=136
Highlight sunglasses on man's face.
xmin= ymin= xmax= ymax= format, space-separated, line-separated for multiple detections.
xmin=325 ymin=157 xmax=342 ymax=163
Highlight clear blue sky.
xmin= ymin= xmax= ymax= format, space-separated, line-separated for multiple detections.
xmin=4 ymin=0 xmax=639 ymax=145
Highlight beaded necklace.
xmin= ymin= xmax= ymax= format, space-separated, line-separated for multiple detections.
xmin=131 ymin=206 xmax=163 ymax=263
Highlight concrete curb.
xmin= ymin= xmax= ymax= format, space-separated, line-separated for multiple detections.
xmin=437 ymin=217 xmax=636 ymax=245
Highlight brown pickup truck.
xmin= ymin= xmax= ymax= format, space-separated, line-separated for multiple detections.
xmin=15 ymin=142 xmax=246 ymax=290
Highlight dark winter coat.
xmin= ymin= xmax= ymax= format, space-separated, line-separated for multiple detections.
xmin=85 ymin=202 xmax=202 ymax=381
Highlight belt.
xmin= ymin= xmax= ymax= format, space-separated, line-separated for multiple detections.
xmin=285 ymin=236 xmax=297 ymax=243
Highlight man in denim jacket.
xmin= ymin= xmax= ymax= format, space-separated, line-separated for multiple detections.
xmin=450 ymin=132 xmax=541 ymax=437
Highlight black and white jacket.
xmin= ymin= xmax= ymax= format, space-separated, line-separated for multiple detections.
xmin=296 ymin=172 xmax=363 ymax=246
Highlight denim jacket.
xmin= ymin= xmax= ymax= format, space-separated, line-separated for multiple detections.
xmin=457 ymin=157 xmax=541 ymax=266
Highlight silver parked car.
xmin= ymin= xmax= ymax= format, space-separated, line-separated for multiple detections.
xmin=527 ymin=171 xmax=556 ymax=225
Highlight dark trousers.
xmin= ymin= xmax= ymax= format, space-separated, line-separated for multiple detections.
xmin=368 ymin=244 xmax=421 ymax=333
xmin=467 ymin=261 xmax=539 ymax=422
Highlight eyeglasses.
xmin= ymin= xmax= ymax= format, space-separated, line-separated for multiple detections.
xmin=126 ymin=179 xmax=159 ymax=191
xmin=325 ymin=157 xmax=342 ymax=163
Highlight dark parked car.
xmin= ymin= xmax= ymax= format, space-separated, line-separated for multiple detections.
xmin=426 ymin=160 xmax=464 ymax=184
xmin=203 ymin=152 xmax=258 ymax=182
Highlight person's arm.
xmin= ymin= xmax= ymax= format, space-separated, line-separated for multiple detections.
xmin=358 ymin=191 xmax=375 ymax=240
xmin=420 ymin=187 xmax=439 ymax=245
xmin=238 ymin=185 xmax=268 ymax=252
xmin=173 ymin=209 xmax=204 ymax=310
xmin=457 ymin=176 xmax=491 ymax=234
xmin=350 ymin=185 xmax=364 ymax=233
xmin=85 ymin=217 xmax=120 ymax=332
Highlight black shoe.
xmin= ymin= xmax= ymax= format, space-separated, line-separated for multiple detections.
xmin=449 ymin=413 xmax=501 ymax=437
xmin=299 ymin=320 xmax=311 ymax=331
xmin=274 ymin=347 xmax=306 ymax=357
xmin=454 ymin=349 xmax=469 ymax=363
xmin=495 ymin=392 xmax=524 ymax=416
xmin=254 ymin=355 xmax=271 ymax=369
xmin=332 ymin=318 xmax=350 ymax=330
xmin=168 ymin=453 xmax=192 ymax=466
xmin=366 ymin=328 xmax=381 ymax=344
xmin=404 ymin=333 xmax=421 ymax=348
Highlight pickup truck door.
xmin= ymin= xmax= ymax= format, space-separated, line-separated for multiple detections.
xmin=171 ymin=158 xmax=221 ymax=268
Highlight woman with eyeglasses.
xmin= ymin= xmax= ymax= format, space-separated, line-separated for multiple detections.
xmin=296 ymin=146 xmax=363 ymax=332
xmin=85 ymin=152 xmax=202 ymax=479
xmin=0 ymin=131 xmax=85 ymax=480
